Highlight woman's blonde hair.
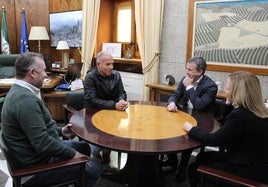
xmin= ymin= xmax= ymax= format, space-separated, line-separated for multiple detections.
xmin=229 ymin=71 xmax=268 ymax=118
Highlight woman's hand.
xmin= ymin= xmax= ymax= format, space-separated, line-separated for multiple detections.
xmin=183 ymin=121 xmax=193 ymax=132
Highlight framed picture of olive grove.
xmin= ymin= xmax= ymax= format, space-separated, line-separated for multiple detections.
xmin=187 ymin=0 xmax=268 ymax=75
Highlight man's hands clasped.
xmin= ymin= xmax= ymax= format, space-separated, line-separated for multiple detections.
xmin=115 ymin=100 xmax=129 ymax=111
xmin=62 ymin=124 xmax=76 ymax=139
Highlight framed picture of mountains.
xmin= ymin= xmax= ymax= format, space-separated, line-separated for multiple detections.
xmin=50 ymin=10 xmax=82 ymax=47
xmin=187 ymin=0 xmax=268 ymax=75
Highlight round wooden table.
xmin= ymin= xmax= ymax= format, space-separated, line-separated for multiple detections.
xmin=70 ymin=101 xmax=218 ymax=186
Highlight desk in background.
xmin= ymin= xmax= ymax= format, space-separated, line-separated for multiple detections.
xmin=0 ymin=76 xmax=66 ymax=121
xmin=0 ymin=76 xmax=63 ymax=89
xmin=146 ymin=83 xmax=227 ymax=102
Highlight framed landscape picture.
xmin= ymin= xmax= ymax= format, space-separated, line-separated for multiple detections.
xmin=187 ymin=0 xmax=268 ymax=75
xmin=50 ymin=10 xmax=82 ymax=47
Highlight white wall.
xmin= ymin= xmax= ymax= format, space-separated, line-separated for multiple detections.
xmin=159 ymin=0 xmax=268 ymax=99
xmin=119 ymin=71 xmax=144 ymax=101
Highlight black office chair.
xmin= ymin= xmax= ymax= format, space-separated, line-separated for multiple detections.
xmin=0 ymin=132 xmax=89 ymax=187
xmin=198 ymin=165 xmax=268 ymax=187
xmin=0 ymin=96 xmax=4 ymax=129
xmin=63 ymin=90 xmax=85 ymax=124
xmin=63 ymin=90 xmax=123 ymax=169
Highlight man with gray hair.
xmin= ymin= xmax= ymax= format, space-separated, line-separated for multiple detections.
xmin=1 ymin=52 xmax=101 ymax=186
xmin=84 ymin=51 xmax=128 ymax=163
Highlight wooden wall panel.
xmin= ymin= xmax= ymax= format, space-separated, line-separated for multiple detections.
xmin=0 ymin=0 xmax=49 ymax=54
xmin=96 ymin=0 xmax=114 ymax=54
xmin=1 ymin=0 xmax=120 ymax=65
xmin=15 ymin=0 xmax=50 ymax=54
xmin=49 ymin=0 xmax=82 ymax=13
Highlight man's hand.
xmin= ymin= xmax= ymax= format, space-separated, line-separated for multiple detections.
xmin=62 ymin=124 xmax=76 ymax=139
xmin=115 ymin=100 xmax=129 ymax=111
xmin=183 ymin=121 xmax=193 ymax=132
xmin=166 ymin=102 xmax=178 ymax=112
xmin=182 ymin=76 xmax=194 ymax=87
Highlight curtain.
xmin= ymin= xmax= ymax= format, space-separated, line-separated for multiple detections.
xmin=81 ymin=0 xmax=101 ymax=78
xmin=135 ymin=0 xmax=164 ymax=100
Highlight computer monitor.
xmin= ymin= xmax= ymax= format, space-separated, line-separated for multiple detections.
xmin=64 ymin=62 xmax=83 ymax=83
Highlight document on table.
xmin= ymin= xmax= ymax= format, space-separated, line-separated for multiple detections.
xmin=0 ymin=78 xmax=16 ymax=84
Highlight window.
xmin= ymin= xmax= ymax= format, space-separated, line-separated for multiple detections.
xmin=115 ymin=0 xmax=139 ymax=58
xmin=117 ymin=2 xmax=131 ymax=42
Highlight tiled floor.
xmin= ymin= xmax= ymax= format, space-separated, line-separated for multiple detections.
xmin=0 ymin=149 xmax=193 ymax=187
xmin=0 ymin=150 xmax=12 ymax=187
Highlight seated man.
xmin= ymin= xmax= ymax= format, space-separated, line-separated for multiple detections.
xmin=84 ymin=51 xmax=128 ymax=163
xmin=165 ymin=56 xmax=217 ymax=182
xmin=1 ymin=52 xmax=102 ymax=186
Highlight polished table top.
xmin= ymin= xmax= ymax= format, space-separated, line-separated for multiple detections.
xmin=92 ymin=104 xmax=197 ymax=140
xmin=70 ymin=101 xmax=219 ymax=154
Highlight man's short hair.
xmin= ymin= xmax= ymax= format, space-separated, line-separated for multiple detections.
xmin=15 ymin=52 xmax=43 ymax=79
xmin=187 ymin=56 xmax=207 ymax=74
xmin=96 ymin=51 xmax=112 ymax=63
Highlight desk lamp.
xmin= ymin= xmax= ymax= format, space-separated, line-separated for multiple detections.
xmin=28 ymin=26 xmax=49 ymax=53
xmin=56 ymin=41 xmax=70 ymax=69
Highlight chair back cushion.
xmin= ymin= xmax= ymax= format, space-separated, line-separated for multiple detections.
xmin=0 ymin=54 xmax=20 ymax=78
xmin=0 ymin=132 xmax=18 ymax=173
xmin=66 ymin=90 xmax=85 ymax=111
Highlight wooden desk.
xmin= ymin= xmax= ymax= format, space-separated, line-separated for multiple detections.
xmin=70 ymin=101 xmax=219 ymax=186
xmin=42 ymin=91 xmax=67 ymax=121
xmin=146 ymin=83 xmax=227 ymax=102
xmin=0 ymin=76 xmax=63 ymax=89
xmin=0 ymin=76 xmax=65 ymax=121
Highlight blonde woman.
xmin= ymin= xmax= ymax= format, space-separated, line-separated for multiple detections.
xmin=184 ymin=71 xmax=268 ymax=186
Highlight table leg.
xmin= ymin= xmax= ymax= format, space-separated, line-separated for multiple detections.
xmin=102 ymin=153 xmax=165 ymax=186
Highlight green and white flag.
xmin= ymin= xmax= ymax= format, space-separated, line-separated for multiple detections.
xmin=1 ymin=7 xmax=11 ymax=54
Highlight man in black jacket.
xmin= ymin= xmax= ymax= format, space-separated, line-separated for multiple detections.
xmin=84 ymin=51 xmax=128 ymax=163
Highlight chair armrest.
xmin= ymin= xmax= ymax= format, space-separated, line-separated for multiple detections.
xmin=198 ymin=165 xmax=268 ymax=187
xmin=63 ymin=104 xmax=79 ymax=114
xmin=0 ymin=92 xmax=8 ymax=97
xmin=12 ymin=156 xmax=89 ymax=178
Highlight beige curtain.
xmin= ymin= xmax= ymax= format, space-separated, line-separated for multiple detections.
xmin=135 ymin=0 xmax=164 ymax=100
xmin=81 ymin=0 xmax=100 ymax=78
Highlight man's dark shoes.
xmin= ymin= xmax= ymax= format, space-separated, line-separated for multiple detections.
xmin=174 ymin=167 xmax=186 ymax=183
xmin=160 ymin=159 xmax=178 ymax=173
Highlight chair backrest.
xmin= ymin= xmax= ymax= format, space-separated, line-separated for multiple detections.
xmin=0 ymin=54 xmax=20 ymax=78
xmin=0 ymin=132 xmax=18 ymax=174
xmin=64 ymin=63 xmax=83 ymax=83
xmin=66 ymin=90 xmax=85 ymax=111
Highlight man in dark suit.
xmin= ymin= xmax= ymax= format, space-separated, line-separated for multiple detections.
xmin=164 ymin=56 xmax=218 ymax=182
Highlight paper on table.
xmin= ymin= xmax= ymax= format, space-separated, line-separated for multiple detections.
xmin=43 ymin=78 xmax=51 ymax=83
xmin=0 ymin=78 xmax=16 ymax=84
xmin=71 ymin=79 xmax=83 ymax=91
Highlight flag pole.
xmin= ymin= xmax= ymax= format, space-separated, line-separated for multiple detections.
xmin=20 ymin=8 xmax=29 ymax=53
xmin=1 ymin=6 xmax=11 ymax=54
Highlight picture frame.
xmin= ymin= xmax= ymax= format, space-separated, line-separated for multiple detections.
xmin=102 ymin=43 xmax=122 ymax=58
xmin=49 ymin=10 xmax=82 ymax=47
xmin=187 ymin=0 xmax=268 ymax=75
